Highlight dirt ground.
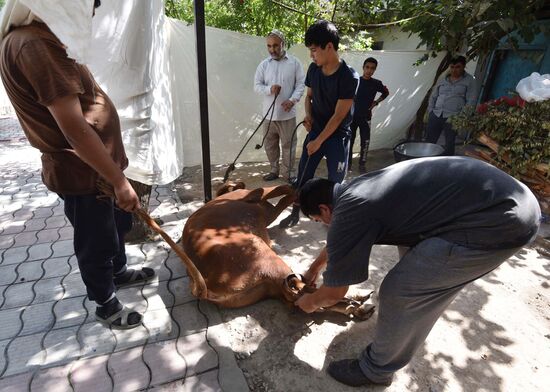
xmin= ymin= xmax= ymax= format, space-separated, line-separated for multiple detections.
xmin=174 ymin=150 xmax=550 ymax=392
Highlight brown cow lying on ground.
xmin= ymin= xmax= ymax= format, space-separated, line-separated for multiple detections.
xmin=178 ymin=181 xmax=374 ymax=320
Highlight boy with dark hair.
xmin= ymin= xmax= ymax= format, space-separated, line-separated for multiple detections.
xmin=295 ymin=157 xmax=540 ymax=386
xmin=348 ymin=57 xmax=389 ymax=173
xmin=279 ymin=20 xmax=359 ymax=228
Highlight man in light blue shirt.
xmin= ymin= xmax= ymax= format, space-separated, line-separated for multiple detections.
xmin=426 ymin=56 xmax=477 ymax=155
xmin=254 ymin=30 xmax=305 ymax=182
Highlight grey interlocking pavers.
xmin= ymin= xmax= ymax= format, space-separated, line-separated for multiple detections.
xmin=0 ymin=264 xmax=17 ymax=285
xmin=109 ymin=346 xmax=151 ymax=391
xmin=0 ymin=220 xmax=25 ymax=235
xmin=0 ymin=119 xmax=248 ymax=390
xmin=176 ymin=331 xmax=219 ymax=375
xmin=1 ymin=245 xmax=29 ymax=265
xmin=0 ymin=371 xmax=34 ymax=392
xmin=51 ymin=239 xmax=74 ymax=259
xmin=33 ymin=276 xmax=65 ymax=303
xmin=0 ymin=308 xmax=22 ymax=340
xmin=15 ymin=259 xmax=44 ymax=282
xmin=29 ymin=363 xmax=73 ymax=392
xmin=42 ymin=326 xmax=80 ymax=366
xmin=78 ymin=322 xmax=117 ymax=357
xmin=52 ymin=297 xmax=88 ymax=330
xmin=60 ymin=273 xmax=87 ymax=299
xmin=12 ymin=231 xmax=37 ymax=247
xmin=26 ymin=242 xmax=52 ymax=261
xmin=41 ymin=256 xmax=71 ymax=279
xmin=29 ymin=207 xmax=54 ymax=219
xmin=57 ymin=226 xmax=73 ymax=240
xmin=2 ymin=281 xmax=35 ymax=308
xmin=181 ymin=370 xmax=223 ymax=392
xmin=22 ymin=217 xmax=47 ymax=232
xmin=44 ymin=215 xmax=67 ymax=230
xmin=142 ymin=339 xmax=187 ymax=386
xmin=20 ymin=302 xmax=56 ymax=336
xmin=69 ymin=355 xmax=113 ymax=392
xmin=168 ymin=277 xmax=195 ymax=306
xmin=0 ymin=234 xmax=15 ymax=249
xmin=4 ymin=332 xmax=45 ymax=376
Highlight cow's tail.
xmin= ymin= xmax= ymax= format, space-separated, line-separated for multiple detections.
xmin=134 ymin=209 xmax=208 ymax=299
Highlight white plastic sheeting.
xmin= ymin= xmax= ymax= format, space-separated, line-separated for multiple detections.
xmin=0 ymin=0 xmax=444 ymax=185
xmin=89 ymin=0 xmax=179 ymax=184
xmin=0 ymin=0 xmax=93 ymax=63
xmin=165 ymin=21 xmax=444 ymax=169
xmin=516 ymin=72 xmax=550 ymax=102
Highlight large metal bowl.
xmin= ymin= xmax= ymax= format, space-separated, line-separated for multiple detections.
xmin=393 ymin=141 xmax=445 ymax=162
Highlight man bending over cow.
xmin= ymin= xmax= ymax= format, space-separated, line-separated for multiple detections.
xmin=295 ymin=156 xmax=540 ymax=387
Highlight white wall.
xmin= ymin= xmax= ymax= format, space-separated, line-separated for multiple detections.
xmin=372 ymin=26 xmax=427 ymax=51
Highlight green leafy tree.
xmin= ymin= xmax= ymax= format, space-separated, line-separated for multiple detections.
xmin=164 ymin=0 xmax=375 ymax=49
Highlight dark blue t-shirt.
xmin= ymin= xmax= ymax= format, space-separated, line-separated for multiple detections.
xmin=354 ymin=77 xmax=388 ymax=120
xmin=305 ymin=60 xmax=359 ymax=138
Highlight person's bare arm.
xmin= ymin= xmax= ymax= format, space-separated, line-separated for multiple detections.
xmin=47 ymin=94 xmax=139 ymax=211
xmin=303 ymin=246 xmax=328 ymax=285
xmin=306 ymin=98 xmax=353 ymax=155
xmin=295 ymin=284 xmax=349 ymax=313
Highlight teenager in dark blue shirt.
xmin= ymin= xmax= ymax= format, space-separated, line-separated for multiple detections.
xmin=349 ymin=57 xmax=389 ymax=173
xmin=279 ymin=20 xmax=359 ymax=228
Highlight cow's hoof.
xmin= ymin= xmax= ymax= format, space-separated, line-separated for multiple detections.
xmin=351 ymin=304 xmax=375 ymax=321
xmin=351 ymin=290 xmax=374 ymax=303
xmin=279 ymin=213 xmax=299 ymax=228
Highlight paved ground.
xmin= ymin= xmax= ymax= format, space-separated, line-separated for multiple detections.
xmin=2 ymin=116 xmax=549 ymax=392
xmin=0 ymin=117 xmax=248 ymax=391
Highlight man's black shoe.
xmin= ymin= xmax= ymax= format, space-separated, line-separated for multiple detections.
xmin=327 ymin=359 xmax=392 ymax=387
xmin=263 ymin=172 xmax=279 ymax=181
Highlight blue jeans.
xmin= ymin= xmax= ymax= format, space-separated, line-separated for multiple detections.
xmin=295 ymin=133 xmax=349 ymax=187
xmin=425 ymin=112 xmax=456 ymax=155
xmin=359 ymin=237 xmax=522 ymax=383
xmin=62 ymin=193 xmax=133 ymax=303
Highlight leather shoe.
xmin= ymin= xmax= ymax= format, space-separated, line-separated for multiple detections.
xmin=327 ymin=359 xmax=392 ymax=387
xmin=263 ymin=172 xmax=279 ymax=181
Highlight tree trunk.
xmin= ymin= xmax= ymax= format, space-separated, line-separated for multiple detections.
xmin=407 ymin=53 xmax=452 ymax=140
xmin=126 ymin=179 xmax=153 ymax=242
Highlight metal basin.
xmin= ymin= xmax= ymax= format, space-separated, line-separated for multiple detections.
xmin=393 ymin=142 xmax=445 ymax=162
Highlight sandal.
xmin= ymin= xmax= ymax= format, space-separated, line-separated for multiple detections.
xmin=95 ymin=305 xmax=143 ymax=330
xmin=114 ymin=267 xmax=155 ymax=288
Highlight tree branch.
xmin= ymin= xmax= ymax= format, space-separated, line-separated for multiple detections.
xmin=270 ymin=0 xmax=434 ymax=29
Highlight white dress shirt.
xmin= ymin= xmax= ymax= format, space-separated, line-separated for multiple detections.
xmin=254 ymin=52 xmax=305 ymax=121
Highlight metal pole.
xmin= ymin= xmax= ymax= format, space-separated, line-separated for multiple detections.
xmin=193 ymin=0 xmax=212 ymax=201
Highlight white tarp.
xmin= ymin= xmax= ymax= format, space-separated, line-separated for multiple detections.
xmin=163 ymin=20 xmax=444 ymax=169
xmin=1 ymin=0 xmax=444 ymax=185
